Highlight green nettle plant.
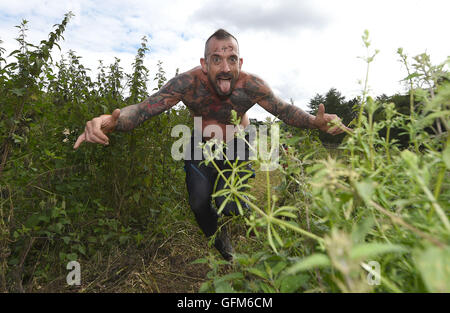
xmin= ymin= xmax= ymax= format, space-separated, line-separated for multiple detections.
xmin=0 ymin=14 xmax=191 ymax=292
xmin=196 ymin=31 xmax=449 ymax=293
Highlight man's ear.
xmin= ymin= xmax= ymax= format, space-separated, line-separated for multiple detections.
xmin=239 ymin=58 xmax=243 ymax=70
xmin=200 ymin=58 xmax=207 ymax=74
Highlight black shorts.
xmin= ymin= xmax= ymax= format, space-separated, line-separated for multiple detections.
xmin=183 ymin=134 xmax=255 ymax=237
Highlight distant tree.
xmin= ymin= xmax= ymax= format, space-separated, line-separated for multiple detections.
xmin=308 ymin=93 xmax=325 ymax=115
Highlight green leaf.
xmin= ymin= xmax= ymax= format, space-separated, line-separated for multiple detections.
xmin=259 ymin=282 xmax=276 ymax=293
xmin=132 ymin=192 xmax=140 ymax=203
xmin=271 ymin=225 xmax=284 ymax=247
xmin=271 ymin=261 xmax=288 ymax=276
xmin=443 ymin=146 xmax=450 ymax=169
xmin=350 ymin=243 xmax=407 ymax=260
xmin=276 ymin=211 xmax=297 ymax=219
xmin=11 ymin=88 xmax=25 ymax=96
xmin=77 ymin=245 xmax=86 ymax=255
xmin=247 ymin=267 xmax=269 ymax=280
xmin=402 ymin=73 xmax=420 ymax=81
xmin=285 ymin=136 xmax=301 ymax=145
xmin=422 ymin=111 xmax=450 ymax=125
xmin=12 ymin=133 xmax=25 ymax=143
xmin=25 ymin=214 xmax=40 ymax=227
xmin=414 ymin=246 xmax=450 ymax=292
xmin=214 ymin=272 xmax=244 ymax=284
xmin=267 ymin=225 xmax=277 ymax=253
xmin=306 ymin=163 xmax=324 ymax=175
xmin=119 ymin=235 xmax=129 ymax=245
xmin=62 ymin=236 xmax=71 ymax=244
xmin=351 ymin=217 xmax=375 ymax=243
xmin=67 ymin=253 xmax=78 ymax=261
xmin=233 ymin=253 xmax=254 ymax=266
xmin=198 ymin=281 xmax=211 ymax=293
xmin=354 ymin=180 xmax=375 ymax=204
xmin=401 ymin=150 xmax=419 ymax=169
xmin=214 ymin=280 xmax=235 ymax=293
xmin=280 ymin=274 xmax=308 ymax=293
xmin=190 ymin=258 xmax=208 ymax=265
xmin=285 ymin=254 xmax=331 ymax=275
xmin=59 ymin=252 xmax=66 ymax=261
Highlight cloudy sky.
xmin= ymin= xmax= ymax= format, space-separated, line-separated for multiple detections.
xmin=0 ymin=0 xmax=448 ymax=120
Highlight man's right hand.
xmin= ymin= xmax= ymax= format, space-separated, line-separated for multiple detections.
xmin=73 ymin=109 xmax=121 ymax=149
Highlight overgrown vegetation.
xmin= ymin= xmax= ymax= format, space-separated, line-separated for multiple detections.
xmin=0 ymin=13 xmax=194 ymax=292
xmin=0 ymin=16 xmax=448 ymax=293
xmin=195 ymin=31 xmax=449 ymax=293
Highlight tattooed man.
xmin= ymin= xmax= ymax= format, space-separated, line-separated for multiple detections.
xmin=74 ymin=29 xmax=351 ymax=260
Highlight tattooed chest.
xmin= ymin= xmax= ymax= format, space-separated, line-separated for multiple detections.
xmin=184 ymin=90 xmax=254 ymax=123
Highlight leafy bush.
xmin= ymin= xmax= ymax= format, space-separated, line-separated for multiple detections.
xmin=197 ymin=31 xmax=449 ymax=293
xmin=0 ymin=13 xmax=191 ymax=292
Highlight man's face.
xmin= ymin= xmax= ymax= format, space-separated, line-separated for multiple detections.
xmin=201 ymin=37 xmax=243 ymax=97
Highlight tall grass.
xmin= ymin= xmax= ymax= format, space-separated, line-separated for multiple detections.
xmin=197 ymin=31 xmax=449 ymax=293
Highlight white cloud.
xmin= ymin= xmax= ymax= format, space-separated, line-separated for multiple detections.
xmin=0 ymin=0 xmax=448 ymax=120
xmin=191 ymin=0 xmax=328 ymax=34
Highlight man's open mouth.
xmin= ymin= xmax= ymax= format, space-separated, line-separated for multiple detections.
xmin=216 ymin=77 xmax=232 ymax=94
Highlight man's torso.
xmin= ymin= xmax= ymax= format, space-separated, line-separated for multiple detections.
xmin=181 ymin=66 xmax=258 ymax=141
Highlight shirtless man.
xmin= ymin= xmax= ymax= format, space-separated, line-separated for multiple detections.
xmin=73 ymin=29 xmax=350 ymax=260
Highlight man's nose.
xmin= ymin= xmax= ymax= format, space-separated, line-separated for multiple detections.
xmin=221 ymin=60 xmax=231 ymax=72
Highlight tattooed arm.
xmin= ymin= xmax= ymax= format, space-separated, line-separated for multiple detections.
xmin=245 ymin=75 xmax=315 ymax=129
xmin=116 ymin=73 xmax=192 ymax=131
xmin=245 ymin=75 xmax=350 ymax=134
xmin=73 ymin=72 xmax=192 ymax=149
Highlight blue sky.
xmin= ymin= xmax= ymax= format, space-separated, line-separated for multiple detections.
xmin=0 ymin=0 xmax=448 ymax=120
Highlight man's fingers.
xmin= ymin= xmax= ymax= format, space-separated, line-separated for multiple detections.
xmin=73 ymin=129 xmax=109 ymax=150
xmin=73 ymin=109 xmax=119 ymax=150
xmin=89 ymin=131 xmax=109 ymax=144
xmin=327 ymin=125 xmax=340 ymax=135
xmin=332 ymin=128 xmax=343 ymax=135
xmin=324 ymin=117 xmax=352 ymax=135
xmin=327 ymin=123 xmax=353 ymax=135
xmin=86 ymin=120 xmax=109 ymax=144
xmin=92 ymin=118 xmax=110 ymax=143
xmin=111 ymin=108 xmax=121 ymax=122
xmin=73 ymin=133 xmax=86 ymax=149
xmin=86 ymin=125 xmax=109 ymax=145
xmin=317 ymin=103 xmax=325 ymax=119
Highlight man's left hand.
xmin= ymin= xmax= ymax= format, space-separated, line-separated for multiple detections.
xmin=312 ymin=103 xmax=352 ymax=135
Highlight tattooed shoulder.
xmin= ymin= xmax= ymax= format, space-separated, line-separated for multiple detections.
xmin=243 ymin=73 xmax=273 ymax=103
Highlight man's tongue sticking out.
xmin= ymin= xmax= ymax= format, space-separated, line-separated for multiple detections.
xmin=217 ymin=78 xmax=231 ymax=95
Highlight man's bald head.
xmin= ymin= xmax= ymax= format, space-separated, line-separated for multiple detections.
xmin=204 ymin=29 xmax=240 ymax=59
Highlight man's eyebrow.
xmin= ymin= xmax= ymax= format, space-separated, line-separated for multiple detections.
xmin=208 ymin=51 xmax=239 ymax=59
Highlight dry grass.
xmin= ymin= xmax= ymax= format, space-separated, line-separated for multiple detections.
xmin=32 ymin=220 xmax=211 ymax=293
xmin=23 ymin=167 xmax=283 ymax=293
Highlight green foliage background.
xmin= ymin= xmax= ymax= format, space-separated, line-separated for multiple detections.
xmin=0 ymin=16 xmax=448 ymax=293
xmin=0 ymin=14 xmax=192 ymax=292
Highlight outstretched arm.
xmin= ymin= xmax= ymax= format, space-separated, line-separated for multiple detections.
xmin=116 ymin=73 xmax=192 ymax=131
xmin=74 ymin=72 xmax=192 ymax=149
xmin=246 ymin=75 xmax=351 ymax=134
